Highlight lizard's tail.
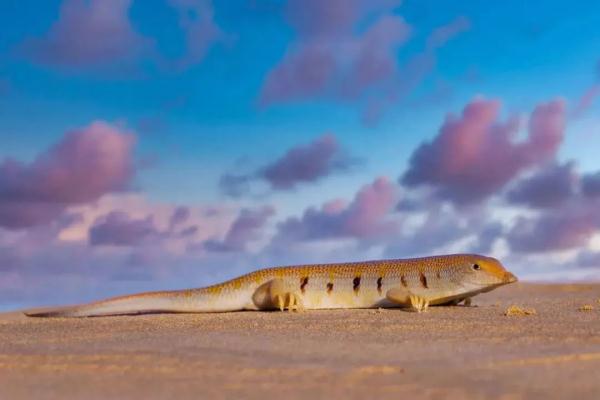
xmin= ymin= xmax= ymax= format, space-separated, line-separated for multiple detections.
xmin=24 ymin=289 xmax=213 ymax=318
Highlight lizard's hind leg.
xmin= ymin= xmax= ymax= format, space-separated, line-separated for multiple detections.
xmin=252 ymin=279 xmax=304 ymax=312
xmin=409 ymin=294 xmax=429 ymax=313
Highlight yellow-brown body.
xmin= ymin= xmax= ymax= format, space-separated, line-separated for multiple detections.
xmin=25 ymin=254 xmax=517 ymax=317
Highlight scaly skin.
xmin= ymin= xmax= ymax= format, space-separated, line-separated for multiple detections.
xmin=25 ymin=253 xmax=517 ymax=317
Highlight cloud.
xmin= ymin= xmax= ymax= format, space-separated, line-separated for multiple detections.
xmin=0 ymin=245 xmax=19 ymax=273
xmin=573 ymin=60 xmax=600 ymax=117
xmin=582 ymin=171 xmax=600 ymax=197
xmin=89 ymin=211 xmax=162 ymax=246
xmin=163 ymin=0 xmax=225 ymax=71
xmin=285 ymin=0 xmax=366 ymax=37
xmin=386 ymin=203 xmax=505 ymax=258
xmin=401 ymin=98 xmax=566 ymax=204
xmin=0 ymin=121 xmax=136 ymax=229
xmin=219 ymin=134 xmax=359 ymax=196
xmin=219 ymin=173 xmax=253 ymax=198
xmin=60 ymin=193 xmax=235 ymax=246
xmin=168 ymin=206 xmax=191 ymax=230
xmin=502 ymin=160 xmax=600 ymax=253
xmin=0 ymin=191 xmax=251 ymax=307
xmin=573 ymin=85 xmax=600 ymax=117
xmin=260 ymin=1 xmax=470 ymax=125
xmin=575 ymin=250 xmax=600 ymax=269
xmin=260 ymin=0 xmax=410 ymax=105
xmin=273 ymin=177 xmax=397 ymax=243
xmin=507 ymin=206 xmax=599 ymax=253
xmin=361 ymin=16 xmax=470 ymax=124
xmin=261 ymin=134 xmax=358 ymax=189
xmin=204 ymin=206 xmax=275 ymax=252
xmin=470 ymin=222 xmax=505 ymax=254
xmin=506 ymin=162 xmax=577 ymax=208
xmin=386 ymin=206 xmax=469 ymax=257
xmin=21 ymin=0 xmax=225 ymax=73
xmin=426 ymin=16 xmax=471 ymax=49
xmin=22 ymin=0 xmax=150 ymax=69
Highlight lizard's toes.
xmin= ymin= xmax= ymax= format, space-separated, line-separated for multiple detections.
xmin=285 ymin=293 xmax=304 ymax=312
xmin=409 ymin=295 xmax=428 ymax=313
xmin=273 ymin=294 xmax=285 ymax=311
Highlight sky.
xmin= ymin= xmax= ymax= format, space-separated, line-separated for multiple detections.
xmin=1 ymin=0 xmax=600 ymax=310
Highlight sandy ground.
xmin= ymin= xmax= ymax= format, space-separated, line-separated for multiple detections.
xmin=1 ymin=283 xmax=599 ymax=400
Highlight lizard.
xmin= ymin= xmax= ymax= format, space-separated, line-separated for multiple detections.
xmin=24 ymin=253 xmax=517 ymax=317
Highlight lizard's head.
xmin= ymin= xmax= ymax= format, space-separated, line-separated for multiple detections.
xmin=457 ymin=254 xmax=517 ymax=292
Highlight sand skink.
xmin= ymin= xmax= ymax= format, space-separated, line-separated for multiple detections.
xmin=25 ymin=253 xmax=517 ymax=317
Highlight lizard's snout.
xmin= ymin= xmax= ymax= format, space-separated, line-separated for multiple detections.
xmin=503 ymin=271 xmax=518 ymax=284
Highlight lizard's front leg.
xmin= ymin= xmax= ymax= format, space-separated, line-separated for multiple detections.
xmin=386 ymin=287 xmax=430 ymax=313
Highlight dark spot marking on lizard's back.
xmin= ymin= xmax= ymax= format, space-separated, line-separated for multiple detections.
xmin=401 ymin=275 xmax=408 ymax=287
xmin=419 ymin=271 xmax=428 ymax=289
xmin=353 ymin=276 xmax=361 ymax=294
xmin=326 ymin=282 xmax=334 ymax=294
xmin=436 ymin=271 xmax=441 ymax=279
xmin=300 ymin=277 xmax=309 ymax=293
xmin=377 ymin=277 xmax=383 ymax=295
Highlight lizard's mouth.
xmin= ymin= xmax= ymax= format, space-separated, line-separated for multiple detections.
xmin=503 ymin=271 xmax=518 ymax=284
xmin=467 ymin=278 xmax=513 ymax=294
xmin=479 ymin=275 xmax=517 ymax=292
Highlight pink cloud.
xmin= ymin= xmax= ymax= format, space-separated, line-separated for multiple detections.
xmin=261 ymin=134 xmax=358 ymax=190
xmin=401 ymin=98 xmax=566 ymax=203
xmin=426 ymin=16 xmax=471 ymax=49
xmin=286 ymin=0 xmax=362 ymax=37
xmin=0 ymin=121 xmax=136 ymax=229
xmin=259 ymin=43 xmax=337 ymax=103
xmin=507 ymin=207 xmax=599 ymax=253
xmin=22 ymin=0 xmax=149 ymax=69
xmin=89 ymin=211 xmax=162 ymax=246
xmin=361 ymin=16 xmax=470 ymax=125
xmin=204 ymin=206 xmax=275 ymax=252
xmin=164 ymin=0 xmax=225 ymax=71
xmin=386 ymin=207 xmax=470 ymax=258
xmin=573 ymin=84 xmax=600 ymax=117
xmin=218 ymin=173 xmax=253 ymax=198
xmin=274 ymin=177 xmax=397 ymax=243
xmin=260 ymin=0 xmax=410 ymax=105
xmin=168 ymin=206 xmax=191 ymax=230
xmin=88 ymin=207 xmax=199 ymax=247
xmin=260 ymin=2 xmax=471 ymax=125
xmin=220 ymin=134 xmax=359 ymax=196
xmin=21 ymin=0 xmax=225 ymax=72
xmin=342 ymin=15 xmax=411 ymax=98
xmin=576 ymin=250 xmax=600 ymax=268
xmin=0 ymin=194 xmax=247 ymax=306
xmin=583 ymin=171 xmax=600 ymax=197
xmin=503 ymin=160 xmax=600 ymax=253
xmin=60 ymin=193 xmax=235 ymax=246
xmin=506 ymin=162 xmax=577 ymax=208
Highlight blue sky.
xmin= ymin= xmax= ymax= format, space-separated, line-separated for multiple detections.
xmin=0 ymin=0 xmax=599 ymax=309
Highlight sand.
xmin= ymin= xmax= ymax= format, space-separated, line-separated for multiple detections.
xmin=1 ymin=283 xmax=599 ymax=400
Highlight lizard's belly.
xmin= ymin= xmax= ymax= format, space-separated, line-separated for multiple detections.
xmin=299 ymin=277 xmax=396 ymax=309
xmin=266 ymin=273 xmax=467 ymax=310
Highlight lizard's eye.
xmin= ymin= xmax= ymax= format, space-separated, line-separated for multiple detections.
xmin=472 ymin=263 xmax=481 ymax=271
